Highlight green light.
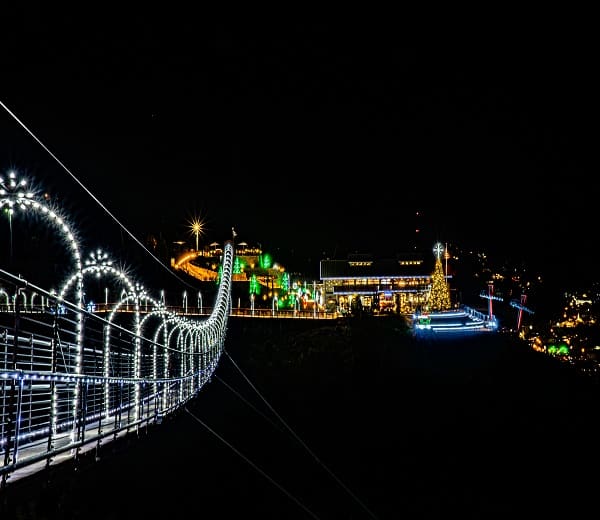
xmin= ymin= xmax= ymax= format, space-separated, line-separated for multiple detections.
xmin=249 ymin=274 xmax=261 ymax=295
xmin=259 ymin=253 xmax=272 ymax=269
xmin=233 ymin=257 xmax=242 ymax=274
xmin=281 ymin=272 xmax=290 ymax=292
xmin=280 ymin=295 xmax=293 ymax=309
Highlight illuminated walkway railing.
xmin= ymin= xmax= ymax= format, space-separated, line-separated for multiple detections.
xmin=0 ymin=169 xmax=331 ymax=488
xmin=412 ymin=305 xmax=499 ymax=335
xmin=0 ymin=239 xmax=235 ymax=487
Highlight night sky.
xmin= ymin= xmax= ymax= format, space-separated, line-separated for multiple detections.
xmin=2 ymin=14 xmax=596 ymax=284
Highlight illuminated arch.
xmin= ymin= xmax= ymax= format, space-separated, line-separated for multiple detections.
xmin=1 ymin=172 xmax=84 ymax=440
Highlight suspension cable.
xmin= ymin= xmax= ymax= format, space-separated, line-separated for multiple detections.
xmin=213 ymin=374 xmax=285 ymax=434
xmin=0 ymin=98 xmax=198 ymax=290
xmin=184 ymin=406 xmax=321 ymax=520
xmin=223 ymin=349 xmax=380 ymax=520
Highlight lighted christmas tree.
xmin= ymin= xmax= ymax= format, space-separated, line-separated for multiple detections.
xmin=281 ymin=272 xmax=290 ymax=293
xmin=428 ymin=242 xmax=451 ymax=311
xmin=233 ymin=256 xmax=243 ymax=274
xmin=249 ymin=273 xmax=261 ymax=295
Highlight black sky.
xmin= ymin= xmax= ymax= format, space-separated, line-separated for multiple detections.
xmin=2 ymin=14 xmax=596 ymax=283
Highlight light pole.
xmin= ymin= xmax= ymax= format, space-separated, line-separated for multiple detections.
xmin=197 ymin=291 xmax=203 ymax=314
xmin=189 ymin=217 xmax=205 ymax=252
xmin=183 ymin=290 xmax=188 ymax=314
xmin=0 ymin=171 xmax=32 ymax=264
xmin=444 ymin=243 xmax=450 ymax=279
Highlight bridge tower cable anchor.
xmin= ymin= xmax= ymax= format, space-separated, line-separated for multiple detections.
xmin=510 ymin=294 xmax=534 ymax=332
xmin=479 ymin=282 xmax=503 ymax=322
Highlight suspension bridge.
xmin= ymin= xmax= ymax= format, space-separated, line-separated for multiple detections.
xmin=0 ymin=171 xmax=236 ymax=488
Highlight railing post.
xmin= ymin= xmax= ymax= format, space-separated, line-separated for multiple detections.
xmin=77 ymin=380 xmax=89 ymax=457
xmin=46 ymin=297 xmax=60 ymax=468
xmin=1 ymin=285 xmax=23 ymax=488
xmin=114 ymin=381 xmax=123 ymax=442
xmin=74 ymin=312 xmax=88 ymax=448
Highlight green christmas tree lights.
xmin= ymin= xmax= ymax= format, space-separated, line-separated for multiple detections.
xmin=249 ymin=273 xmax=261 ymax=295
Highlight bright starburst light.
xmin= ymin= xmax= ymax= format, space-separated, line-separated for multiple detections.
xmin=189 ymin=216 xmax=205 ymax=251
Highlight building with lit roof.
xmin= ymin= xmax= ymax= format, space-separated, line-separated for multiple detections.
xmin=319 ymin=252 xmax=447 ymax=315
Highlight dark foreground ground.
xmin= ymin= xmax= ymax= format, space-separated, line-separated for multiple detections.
xmin=2 ymin=315 xmax=598 ymax=519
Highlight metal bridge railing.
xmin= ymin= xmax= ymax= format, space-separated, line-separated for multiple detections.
xmin=0 ymin=241 xmax=235 ymax=487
